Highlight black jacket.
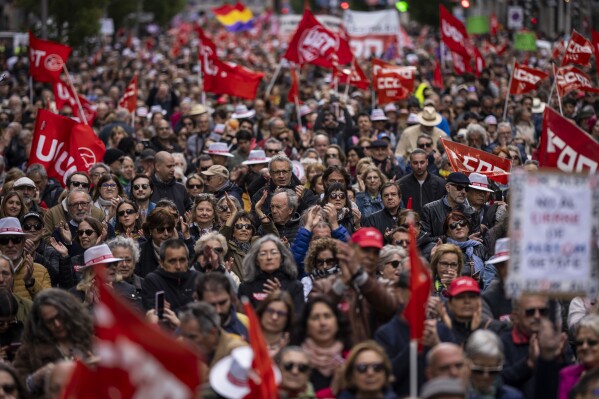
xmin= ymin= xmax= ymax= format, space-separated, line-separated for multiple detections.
xmin=421 ymin=197 xmax=476 ymax=241
xmin=238 ymin=269 xmax=304 ymax=313
xmin=363 ymin=208 xmax=399 ymax=235
xmin=398 ymin=172 xmax=447 ymax=217
xmin=136 ymin=240 xmax=161 ymax=278
xmin=257 ymin=213 xmax=302 ymax=246
xmin=212 ymin=180 xmax=243 ymax=205
xmin=251 ymin=174 xmax=318 ymax=216
xmin=141 ymin=267 xmax=198 ymax=312
xmin=150 ymin=173 xmax=192 ymax=215
xmin=482 ymin=279 xmax=512 ymax=321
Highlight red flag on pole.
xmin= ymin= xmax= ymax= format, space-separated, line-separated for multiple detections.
xmin=509 ymin=63 xmax=549 ymax=95
xmin=591 ymin=30 xmax=599 ymax=77
xmin=28 ymin=109 xmax=105 ymax=187
xmin=439 ymin=5 xmax=471 ymax=58
xmin=335 ymin=59 xmax=370 ymax=90
xmin=472 ymin=47 xmax=485 ymax=77
xmin=372 ymin=58 xmax=415 ymax=105
xmin=288 ymin=65 xmax=301 ymax=103
xmin=555 ymin=65 xmax=599 ymax=97
xmin=284 ymin=10 xmax=352 ymax=69
xmin=450 ymin=50 xmax=472 ymax=76
xmin=29 ymin=31 xmax=72 ymax=82
xmin=441 ymin=138 xmax=512 ymax=185
xmin=537 ymin=107 xmax=599 ymax=173
xmin=60 ymin=274 xmax=201 ymax=399
xmin=561 ymin=30 xmax=594 ymax=67
xmin=118 ymin=74 xmax=138 ymax=113
xmin=403 ymin=224 xmax=431 ymax=345
xmin=243 ymin=300 xmax=280 ymax=399
xmin=52 ymin=79 xmax=97 ymax=125
xmin=432 ymin=59 xmax=444 ymax=89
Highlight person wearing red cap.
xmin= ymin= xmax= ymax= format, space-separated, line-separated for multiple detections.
xmin=438 ymin=276 xmax=506 ymax=346
xmin=311 ymin=227 xmax=396 ymax=344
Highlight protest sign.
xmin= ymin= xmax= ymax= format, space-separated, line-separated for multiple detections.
xmin=278 ymin=14 xmax=341 ymax=43
xmin=506 ymin=169 xmax=599 ymax=299
xmin=514 ymin=31 xmax=537 ymax=51
xmin=343 ymin=9 xmax=402 ymax=59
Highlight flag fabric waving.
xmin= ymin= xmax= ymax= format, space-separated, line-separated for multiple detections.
xmin=509 ymin=63 xmax=549 ymax=95
xmin=29 ymin=109 xmax=105 ymax=187
xmin=60 ymin=273 xmax=201 ymax=399
xmin=52 ymin=79 xmax=97 ymax=125
xmin=335 ymin=59 xmax=370 ymax=90
xmin=212 ymin=2 xmax=254 ymax=32
xmin=592 ymin=30 xmax=599 ymax=77
xmin=29 ymin=32 xmax=72 ymax=82
xmin=537 ymin=107 xmax=599 ymax=174
xmin=118 ymin=74 xmax=138 ymax=113
xmin=288 ymin=65 xmax=301 ymax=104
xmin=555 ymin=65 xmax=599 ymax=97
xmin=403 ymin=224 xmax=431 ymax=346
xmin=372 ymin=58 xmax=415 ymax=105
xmin=284 ymin=10 xmax=352 ymax=69
xmin=561 ymin=30 xmax=594 ymax=67
xmin=441 ymin=139 xmax=512 ymax=185
xmin=439 ymin=5 xmax=471 ymax=58
xmin=243 ymin=300 xmax=280 ymax=399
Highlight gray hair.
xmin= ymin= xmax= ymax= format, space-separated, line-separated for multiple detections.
xmin=464 ymin=330 xmax=504 ymax=362
xmin=178 ymin=302 xmax=220 ymax=335
xmin=376 ymin=245 xmax=407 ymax=273
xmin=273 ymin=188 xmax=298 ymax=213
xmin=26 ymin=163 xmax=48 ymax=179
xmin=115 ymin=108 xmax=129 ymax=121
xmin=265 ymin=137 xmax=282 ymax=148
xmin=576 ymin=315 xmax=599 ymax=338
xmin=106 ymin=236 xmax=141 ymax=264
xmin=466 ymin=123 xmax=488 ymax=144
xmin=0 ymin=254 xmax=14 ymax=274
xmin=497 ymin=121 xmax=512 ymax=132
xmin=66 ymin=189 xmax=91 ymax=205
xmin=276 ymin=345 xmax=308 ymax=365
xmin=242 ymin=234 xmax=297 ymax=281
xmin=89 ymin=162 xmax=110 ymax=174
xmin=268 ymin=154 xmax=293 ymax=173
xmin=172 ymin=153 xmax=187 ymax=173
xmin=194 ymin=232 xmax=228 ymax=257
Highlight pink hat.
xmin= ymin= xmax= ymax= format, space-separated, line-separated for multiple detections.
xmin=75 ymin=244 xmax=123 ymax=272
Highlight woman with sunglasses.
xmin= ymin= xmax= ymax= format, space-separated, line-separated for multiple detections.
xmin=190 ymin=194 xmax=218 ymax=242
xmin=291 ymin=296 xmax=352 ymax=397
xmin=320 ymin=183 xmax=359 ymax=235
xmin=113 ymin=200 xmax=143 ymax=240
xmin=0 ymin=362 xmax=26 ymax=399
xmin=215 ymin=196 xmax=242 ymax=227
xmin=443 ymin=211 xmax=488 ymax=287
xmin=355 ymin=167 xmax=386 ymax=217
xmin=337 ymin=341 xmax=397 ymax=399
xmin=0 ymin=191 xmax=28 ymax=219
xmin=375 ymin=246 xmax=406 ymax=285
xmin=220 ymin=197 xmax=256 ymax=281
xmin=303 ymin=238 xmax=340 ymax=300
xmin=185 ymin=174 xmax=205 ymax=199
xmin=277 ymin=346 xmax=315 ymax=399
xmin=324 ymin=145 xmax=346 ymax=168
xmin=256 ymin=290 xmax=294 ymax=359
xmin=92 ymin=174 xmax=124 ymax=222
xmin=136 ymin=209 xmax=177 ymax=278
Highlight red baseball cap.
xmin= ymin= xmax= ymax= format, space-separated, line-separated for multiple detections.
xmin=448 ymin=277 xmax=481 ymax=297
xmin=351 ymin=228 xmax=383 ymax=249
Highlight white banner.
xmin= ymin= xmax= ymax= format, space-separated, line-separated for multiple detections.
xmin=343 ymin=9 xmax=401 ymax=59
xmin=506 ymin=170 xmax=599 ymax=299
xmin=278 ymin=15 xmax=342 ymax=44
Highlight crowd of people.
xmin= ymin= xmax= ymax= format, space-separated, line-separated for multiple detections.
xmin=0 ymin=7 xmax=596 ymax=399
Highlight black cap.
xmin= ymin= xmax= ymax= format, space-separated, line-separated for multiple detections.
xmin=103 ymin=148 xmax=125 ymax=166
xmin=370 ymin=140 xmax=389 ymax=149
xmin=446 ymin=172 xmax=470 ymax=185
xmin=21 ymin=212 xmax=43 ymax=225
xmin=141 ymin=148 xmax=156 ymax=161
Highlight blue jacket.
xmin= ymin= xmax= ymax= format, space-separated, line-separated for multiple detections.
xmin=291 ymin=225 xmax=350 ymax=279
xmin=468 ymin=384 xmax=524 ymax=399
xmin=355 ymin=191 xmax=383 ymax=219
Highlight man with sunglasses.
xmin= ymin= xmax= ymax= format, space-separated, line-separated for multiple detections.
xmin=130 ymin=174 xmax=156 ymax=221
xmin=278 ymin=347 xmax=314 ymax=399
xmin=421 ymin=172 xmax=477 ymax=242
xmin=398 ymin=149 xmax=446 ymax=217
xmin=21 ymin=212 xmax=65 ymax=287
xmin=0 ymin=218 xmax=51 ymax=300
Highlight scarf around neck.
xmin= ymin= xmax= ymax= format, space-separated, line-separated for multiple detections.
xmin=301 ymin=338 xmax=344 ymax=377
xmin=447 ymin=238 xmax=485 ymax=274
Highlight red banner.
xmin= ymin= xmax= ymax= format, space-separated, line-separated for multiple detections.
xmin=284 ymin=10 xmax=352 ymax=68
xmin=472 ymin=47 xmax=485 ymax=77
xmin=509 ymin=63 xmax=549 ymax=95
xmin=335 ymin=59 xmax=369 ymax=90
xmin=197 ymin=28 xmax=264 ymax=99
xmin=372 ymin=58 xmax=414 ymax=105
xmin=537 ymin=107 xmax=599 ymax=174
xmin=52 ymin=79 xmax=97 ymax=125
xmin=561 ymin=30 xmax=594 ymax=67
xmin=555 ymin=65 xmax=599 ymax=97
xmin=592 ymin=29 xmax=599 ymax=78
xmin=60 ymin=275 xmax=201 ymax=399
xmin=441 ymin=139 xmax=512 ymax=185
xmin=439 ymin=5 xmax=471 ymax=57
xmin=28 ymin=109 xmax=105 ymax=186
xmin=118 ymin=74 xmax=138 ymax=113
xmin=450 ymin=50 xmax=472 ymax=76
xmin=287 ymin=65 xmax=300 ymax=103
xmin=29 ymin=31 xmax=72 ymax=83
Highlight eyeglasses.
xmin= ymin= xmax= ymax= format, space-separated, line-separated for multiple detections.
xmin=316 ymin=257 xmax=337 ymax=266
xmin=575 ymin=339 xmax=599 ymax=347
xmin=102 ymin=183 xmax=117 ymax=189
xmin=211 ymin=247 xmax=224 ymax=254
xmin=417 ymin=142 xmax=433 ymax=149
xmin=395 ymin=240 xmax=409 ymax=247
xmin=329 ymin=192 xmax=346 ymax=200
xmin=524 ymin=307 xmax=549 ymax=318
xmin=283 ymin=362 xmax=310 ymax=373
xmin=188 ymin=184 xmax=204 ymax=190
xmin=234 ymin=223 xmax=252 ymax=231
xmin=217 ymin=205 xmax=229 ymax=212
xmin=438 ymin=261 xmax=459 ymax=270
xmin=0 ymin=383 xmax=16 ymax=394
xmin=265 ymin=148 xmax=280 ymax=154
xmin=271 ymin=169 xmax=290 ymax=175
xmin=23 ymin=222 xmax=43 ymax=231
xmin=71 ymin=181 xmax=90 ymax=188
xmin=68 ymin=201 xmax=91 ymax=209
xmin=450 ymin=184 xmax=469 ymax=192
xmin=265 ymin=308 xmax=288 ymax=318
xmin=0 ymin=237 xmax=24 ymax=245
xmin=78 ymin=229 xmax=96 ymax=237
xmin=154 ymin=226 xmax=173 ymax=234
xmin=470 ymin=365 xmax=503 ymax=375
xmin=325 ymin=153 xmax=338 ymax=158
xmin=133 ymin=184 xmax=150 ymax=190
xmin=386 ymin=260 xmax=401 ymax=268
xmin=258 ymin=250 xmax=280 ymax=258
xmin=117 ymin=209 xmax=136 ymax=217
xmin=448 ymin=220 xmax=468 ymax=230
xmin=354 ymin=363 xmax=385 ymax=374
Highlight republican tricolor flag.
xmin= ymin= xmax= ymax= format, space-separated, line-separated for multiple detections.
xmin=212 ymin=2 xmax=254 ymax=32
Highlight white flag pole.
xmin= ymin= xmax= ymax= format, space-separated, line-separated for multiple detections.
xmin=266 ymin=59 xmax=283 ymax=98
xmin=553 ymin=64 xmax=563 ymax=115
xmin=62 ymin=64 xmax=88 ymax=125
xmin=502 ymin=59 xmax=515 ymax=122
xmin=409 ymin=340 xmax=418 ymax=398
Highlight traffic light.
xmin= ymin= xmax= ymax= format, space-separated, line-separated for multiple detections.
xmin=340 ymin=1 xmax=349 ymax=10
xmin=395 ymin=1 xmax=408 ymax=12
xmin=461 ymin=0 xmax=470 ymax=7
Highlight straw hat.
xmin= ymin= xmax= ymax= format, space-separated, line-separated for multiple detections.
xmin=417 ymin=106 xmax=442 ymax=127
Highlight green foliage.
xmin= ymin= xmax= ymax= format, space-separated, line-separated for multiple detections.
xmin=408 ymin=0 xmax=454 ymax=26
xmin=144 ymin=0 xmax=187 ymax=26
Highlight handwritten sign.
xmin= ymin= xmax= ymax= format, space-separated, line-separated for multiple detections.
xmin=506 ymin=170 xmax=599 ymax=298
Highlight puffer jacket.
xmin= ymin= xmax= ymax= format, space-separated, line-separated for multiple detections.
xmin=238 ymin=268 xmax=304 ymax=313
xmin=257 ymin=213 xmax=302 ymax=246
xmin=291 ymin=225 xmax=350 ymax=279
xmin=13 ymin=260 xmax=52 ymax=300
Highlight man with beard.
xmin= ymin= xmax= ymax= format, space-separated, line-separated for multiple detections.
xmin=130 ymin=174 xmax=156 ymax=221
xmin=369 ymin=140 xmax=404 ymax=181
xmin=398 ymin=149 xmax=446 ymax=217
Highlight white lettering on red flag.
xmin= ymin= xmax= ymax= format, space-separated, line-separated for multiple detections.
xmin=441 ymin=139 xmax=512 ymax=184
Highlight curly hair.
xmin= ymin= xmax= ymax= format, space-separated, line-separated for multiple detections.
xmin=242 ymin=235 xmax=297 ymax=281
xmin=192 ymin=193 xmax=218 ymax=225
xmin=22 ymin=288 xmax=93 ymax=350
xmin=304 ymin=238 xmax=338 ymax=274
xmin=107 ymin=235 xmax=141 ymax=264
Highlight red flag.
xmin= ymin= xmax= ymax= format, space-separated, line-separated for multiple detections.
xmin=591 ymin=30 xmax=599 ymax=77
xmin=335 ymin=59 xmax=370 ymax=90
xmin=406 ymin=197 xmax=413 ymax=210
xmin=118 ymin=74 xmax=138 ymax=113
xmin=450 ymin=50 xmax=472 ymax=76
xmin=372 ymin=58 xmax=415 ymax=105
xmin=243 ymin=301 xmax=280 ymax=399
xmin=28 ymin=109 xmax=105 ymax=187
xmin=537 ymin=107 xmax=599 ymax=173
xmin=288 ymin=65 xmax=301 ymax=103
xmin=52 ymin=79 xmax=97 ymax=125
xmin=284 ymin=10 xmax=352 ymax=69
xmin=555 ymin=65 xmax=599 ymax=97
xmin=432 ymin=59 xmax=443 ymax=89
xmin=509 ymin=63 xmax=549 ymax=95
xmin=561 ymin=30 xmax=594 ymax=67
xmin=403 ymin=224 xmax=431 ymax=345
xmin=29 ymin=32 xmax=72 ymax=83
xmin=60 ymin=274 xmax=201 ymax=399
xmin=472 ymin=47 xmax=485 ymax=77
xmin=490 ymin=13 xmax=498 ymax=36
xmin=439 ymin=5 xmax=471 ymax=57
xmin=441 ymin=138 xmax=512 ymax=185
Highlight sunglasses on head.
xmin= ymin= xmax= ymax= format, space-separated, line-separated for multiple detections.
xmin=354 ymin=363 xmax=385 ymax=374
xmin=450 ymin=184 xmax=469 ymax=192
xmin=524 ymin=307 xmax=549 ymax=317
xmin=234 ymin=223 xmax=252 ymax=231
xmin=71 ymin=181 xmax=90 ymax=188
xmin=78 ymin=229 xmax=95 ymax=237
xmin=448 ymin=220 xmax=468 ymax=230
xmin=23 ymin=222 xmax=43 ymax=231
xmin=117 ymin=209 xmax=136 ymax=217
xmin=329 ymin=192 xmax=346 ymax=200
xmin=283 ymin=362 xmax=310 ymax=373
xmin=0 ymin=236 xmax=23 ymax=245
xmin=133 ymin=184 xmax=149 ymax=190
